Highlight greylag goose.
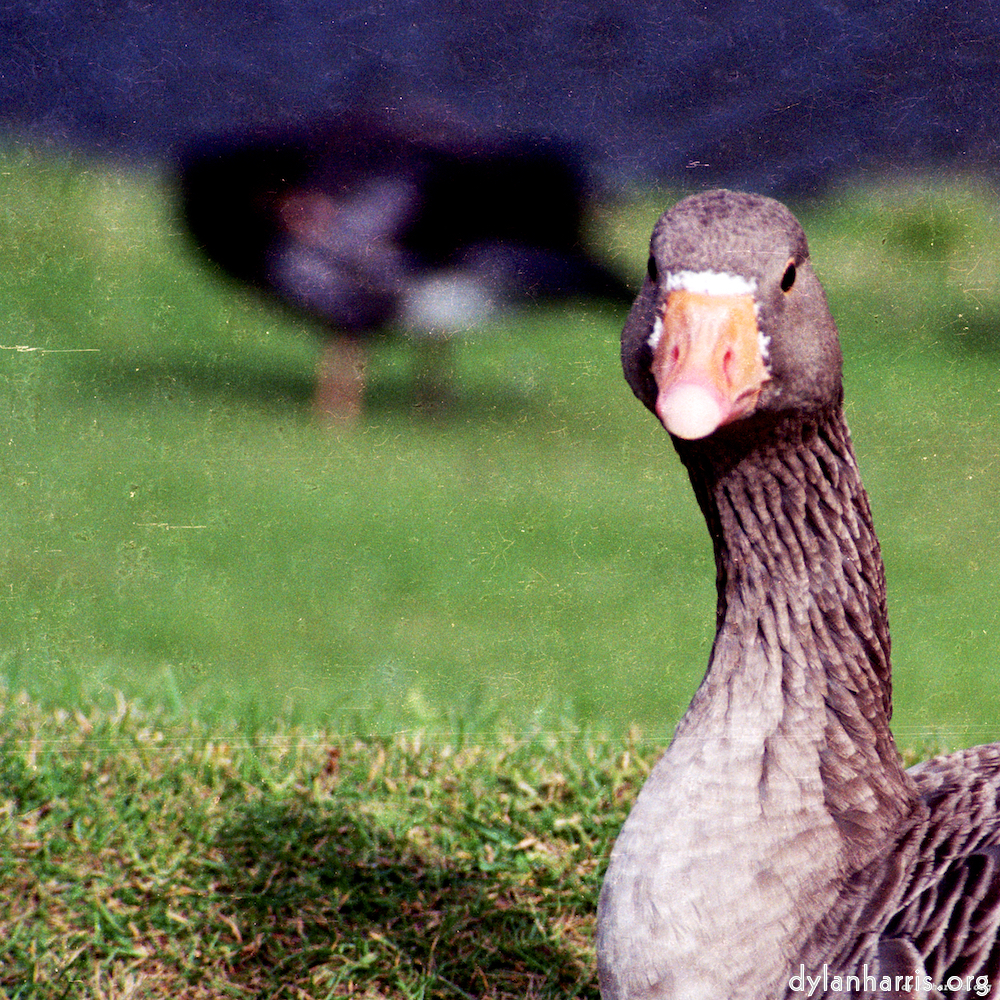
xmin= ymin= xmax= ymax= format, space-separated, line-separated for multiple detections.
xmin=179 ymin=110 xmax=629 ymax=420
xmin=597 ymin=189 xmax=1000 ymax=1000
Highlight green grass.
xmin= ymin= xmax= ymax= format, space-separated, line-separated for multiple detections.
xmin=0 ymin=690 xmax=643 ymax=998
xmin=0 ymin=146 xmax=704 ymax=740
xmin=2 ymin=150 xmax=999 ymax=746
xmin=2 ymin=147 xmax=1000 ymax=996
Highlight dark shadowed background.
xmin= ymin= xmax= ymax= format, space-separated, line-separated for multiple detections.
xmin=3 ymin=1 xmax=999 ymax=193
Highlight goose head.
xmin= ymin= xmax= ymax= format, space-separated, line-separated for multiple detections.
xmin=621 ymin=189 xmax=844 ymax=442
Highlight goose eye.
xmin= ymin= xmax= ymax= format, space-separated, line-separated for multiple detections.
xmin=780 ymin=262 xmax=796 ymax=292
xmin=647 ymin=256 xmax=658 ymax=282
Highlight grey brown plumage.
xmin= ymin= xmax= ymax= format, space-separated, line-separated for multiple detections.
xmin=598 ymin=189 xmax=1000 ymax=999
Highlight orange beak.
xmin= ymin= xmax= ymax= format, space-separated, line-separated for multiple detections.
xmin=651 ymin=290 xmax=770 ymax=439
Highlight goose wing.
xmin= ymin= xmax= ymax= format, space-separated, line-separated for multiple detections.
xmin=882 ymin=745 xmax=1000 ymax=995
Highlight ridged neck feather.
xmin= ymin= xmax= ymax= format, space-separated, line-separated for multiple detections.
xmin=673 ymin=405 xmax=913 ymax=848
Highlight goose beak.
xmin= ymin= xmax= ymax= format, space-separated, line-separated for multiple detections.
xmin=650 ymin=290 xmax=769 ymax=439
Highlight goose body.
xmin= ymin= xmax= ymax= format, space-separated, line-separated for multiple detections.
xmin=598 ymin=190 xmax=1000 ymax=1000
xmin=179 ymin=110 xmax=629 ymax=419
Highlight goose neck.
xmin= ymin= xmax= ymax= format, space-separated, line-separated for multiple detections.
xmin=675 ymin=407 xmax=909 ymax=825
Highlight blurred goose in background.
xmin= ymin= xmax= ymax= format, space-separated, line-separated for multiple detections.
xmin=597 ymin=189 xmax=1000 ymax=999
xmin=178 ymin=109 xmax=630 ymax=420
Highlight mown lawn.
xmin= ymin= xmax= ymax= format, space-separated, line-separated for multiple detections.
xmin=1 ymin=148 xmax=998 ymax=744
xmin=2 ymin=145 xmax=1000 ymax=996
xmin=1 ymin=691 xmax=642 ymax=998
